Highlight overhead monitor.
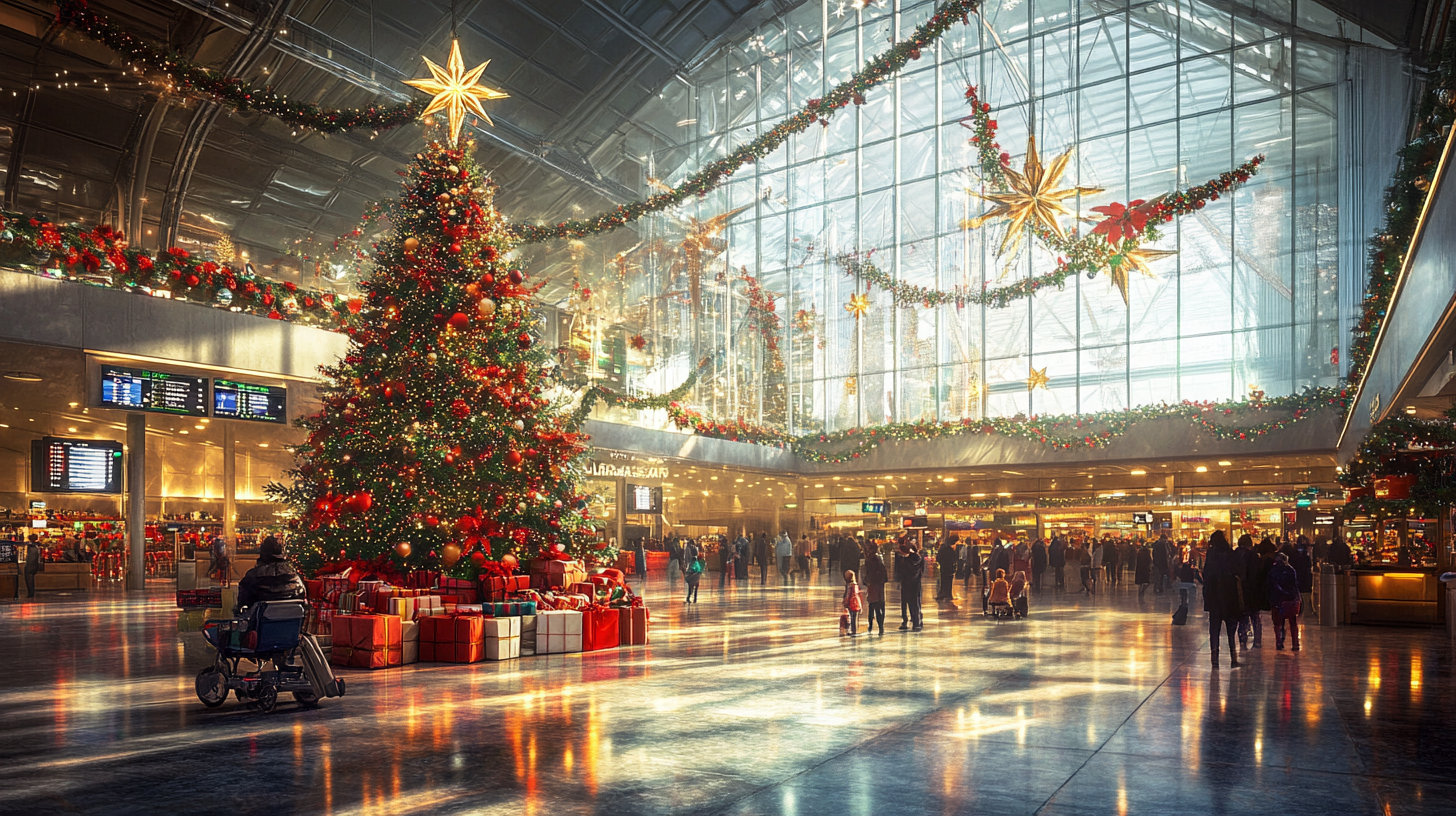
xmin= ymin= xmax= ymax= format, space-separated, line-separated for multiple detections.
xmin=1132 ymin=511 xmax=1153 ymax=525
xmin=862 ymin=501 xmax=888 ymax=514
xmin=213 ymin=379 xmax=288 ymax=423
xmin=30 ymin=437 xmax=124 ymax=494
xmin=901 ymin=515 xmax=928 ymax=529
xmin=100 ymin=365 xmax=208 ymax=416
xmin=627 ymin=483 xmax=662 ymax=514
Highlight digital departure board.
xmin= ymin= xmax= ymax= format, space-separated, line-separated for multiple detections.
xmin=213 ymin=379 xmax=287 ymax=423
xmin=30 ymin=437 xmax=124 ymax=494
xmin=627 ymin=484 xmax=662 ymax=514
xmin=100 ymin=365 xmax=208 ymax=416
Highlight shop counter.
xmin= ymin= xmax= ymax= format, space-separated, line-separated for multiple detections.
xmin=1349 ymin=569 xmax=1442 ymax=625
xmin=34 ymin=562 xmax=92 ymax=592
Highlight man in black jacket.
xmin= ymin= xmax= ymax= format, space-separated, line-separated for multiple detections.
xmin=900 ymin=545 xmax=925 ymax=631
xmin=1049 ymin=537 xmax=1066 ymax=592
xmin=1151 ymin=534 xmax=1172 ymax=593
xmin=234 ymin=536 xmax=306 ymax=614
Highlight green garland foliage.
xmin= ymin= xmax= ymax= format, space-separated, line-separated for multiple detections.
xmin=1338 ymin=410 xmax=1456 ymax=519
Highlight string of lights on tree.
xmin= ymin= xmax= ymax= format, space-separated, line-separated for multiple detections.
xmin=1344 ymin=39 xmax=1456 ymax=398
xmin=665 ymin=387 xmax=1343 ymax=464
xmin=266 ymin=136 xmax=603 ymax=578
xmin=55 ymin=0 xmax=425 ymax=135
xmin=0 ymin=214 xmax=356 ymax=326
xmin=506 ymin=0 xmax=984 ymax=244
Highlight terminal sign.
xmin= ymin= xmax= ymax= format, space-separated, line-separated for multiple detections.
xmin=101 ymin=365 xmax=208 ymax=416
xmin=213 ymin=379 xmax=288 ymax=423
xmin=862 ymin=501 xmax=888 ymax=514
xmin=30 ymin=437 xmax=124 ymax=494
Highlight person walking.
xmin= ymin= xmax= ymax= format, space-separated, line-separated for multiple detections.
xmin=1152 ymin=534 xmax=1172 ymax=593
xmin=1076 ymin=543 xmax=1095 ymax=594
xmin=842 ymin=536 xmax=862 ymax=586
xmin=754 ymin=533 xmax=770 ymax=585
xmin=796 ymin=534 xmax=814 ymax=582
xmin=1327 ymin=535 xmax=1352 ymax=568
xmin=1288 ymin=537 xmax=1315 ymax=615
xmin=667 ymin=536 xmax=683 ymax=587
xmin=719 ymin=537 xmax=735 ymax=589
xmin=1011 ymin=539 xmax=1031 ymax=584
xmin=1089 ymin=540 xmax=1104 ymax=594
xmin=1049 ymin=537 xmax=1066 ymax=592
xmin=964 ymin=540 xmax=982 ymax=590
xmin=935 ymin=535 xmax=958 ymax=601
xmin=1267 ymin=552 xmax=1302 ymax=651
xmin=1031 ymin=538 xmax=1048 ymax=592
xmin=900 ymin=545 xmax=925 ymax=631
xmin=1101 ymin=538 xmax=1119 ymax=587
xmin=775 ymin=530 xmax=794 ymax=586
xmin=683 ymin=539 xmax=702 ymax=604
xmin=1135 ymin=543 xmax=1153 ymax=599
xmin=208 ymin=535 xmax=232 ymax=587
xmin=634 ymin=539 xmax=648 ymax=586
xmin=1234 ymin=534 xmax=1260 ymax=648
xmin=1175 ymin=557 xmax=1202 ymax=608
xmin=1203 ymin=531 xmax=1245 ymax=668
xmin=842 ymin=570 xmax=863 ymax=636
xmin=23 ymin=533 xmax=42 ymax=599
xmin=863 ymin=549 xmax=888 ymax=635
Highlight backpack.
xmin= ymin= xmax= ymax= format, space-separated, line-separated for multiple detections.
xmin=1171 ymin=603 xmax=1188 ymax=626
xmin=687 ymin=558 xmax=704 ymax=576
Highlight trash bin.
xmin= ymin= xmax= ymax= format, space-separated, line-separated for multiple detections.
xmin=1319 ymin=565 xmax=1344 ymax=626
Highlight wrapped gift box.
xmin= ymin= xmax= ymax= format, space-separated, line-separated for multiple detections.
xmin=306 ymin=607 xmax=338 ymax=636
xmin=388 ymin=595 xmax=443 ymax=620
xmin=304 ymin=579 xmax=324 ymax=601
xmin=530 ymin=559 xmax=587 ymax=590
xmin=339 ymin=591 xmax=360 ymax=614
xmin=481 ymin=574 xmax=531 ymax=602
xmin=401 ymin=620 xmax=419 ymax=665
xmin=456 ymin=603 xmax=485 ymax=615
xmin=617 ymin=606 xmax=649 ymax=645
xmin=320 ymin=573 xmax=354 ymax=597
xmin=489 ymin=601 xmax=538 ymax=617
xmin=419 ymin=614 xmax=484 ymax=663
xmin=582 ymin=608 xmax=620 ymax=652
xmin=403 ymin=640 xmax=419 ymax=665
xmin=486 ymin=636 xmax=520 ymax=660
xmin=520 ymin=614 xmax=537 ymax=655
xmin=406 ymin=570 xmax=440 ymax=590
xmin=438 ymin=577 xmax=478 ymax=603
xmin=330 ymin=614 xmax=403 ymax=669
xmin=484 ymin=617 xmax=520 ymax=639
xmin=567 ymin=582 xmax=600 ymax=599
xmin=537 ymin=610 xmax=583 ymax=654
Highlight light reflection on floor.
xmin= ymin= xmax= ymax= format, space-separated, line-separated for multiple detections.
xmin=0 ymin=572 xmax=1452 ymax=815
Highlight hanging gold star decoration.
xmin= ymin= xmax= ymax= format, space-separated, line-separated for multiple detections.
xmin=1107 ymin=246 xmax=1177 ymax=304
xmin=964 ymin=135 xmax=1104 ymax=257
xmin=845 ymin=292 xmax=871 ymax=319
xmin=405 ymin=39 xmax=509 ymax=145
xmin=1026 ymin=366 xmax=1049 ymax=391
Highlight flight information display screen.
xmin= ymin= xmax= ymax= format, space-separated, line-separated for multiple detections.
xmin=30 ymin=437 xmax=124 ymax=494
xmin=213 ymin=379 xmax=287 ymax=423
xmin=100 ymin=365 xmax=208 ymax=416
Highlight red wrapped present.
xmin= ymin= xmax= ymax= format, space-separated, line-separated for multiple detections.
xmin=406 ymin=570 xmax=441 ymax=590
xmin=304 ymin=579 xmax=324 ymax=601
xmin=582 ymin=607 xmax=620 ymax=651
xmin=306 ymin=607 xmax=337 ymax=636
xmin=568 ymin=582 xmax=600 ymax=599
xmin=439 ymin=577 xmax=478 ymax=603
xmin=419 ymin=614 xmax=484 ymax=663
xmin=329 ymin=614 xmax=403 ymax=669
xmin=626 ymin=606 xmax=648 ymax=645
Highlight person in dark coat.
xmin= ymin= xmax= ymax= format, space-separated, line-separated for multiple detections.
xmin=1287 ymin=537 xmax=1315 ymax=614
xmin=23 ymin=534 xmax=42 ymax=598
xmin=965 ymin=541 xmax=983 ymax=589
xmin=1151 ymin=534 xmax=1172 ymax=593
xmin=634 ymin=539 xmax=648 ymax=584
xmin=1327 ymin=536 xmax=1352 ymax=567
xmin=1202 ymin=531 xmax=1245 ymax=668
xmin=899 ymin=545 xmax=925 ymax=631
xmin=935 ymin=536 xmax=958 ymax=601
xmin=1049 ymin=537 xmax=1066 ymax=591
xmin=842 ymin=537 xmax=862 ymax=587
xmin=1266 ymin=552 xmax=1302 ymax=650
xmin=1135 ymin=544 xmax=1153 ymax=599
xmin=735 ymin=533 xmax=750 ymax=580
xmin=753 ymin=533 xmax=770 ymax=585
xmin=1102 ymin=539 xmax=1120 ymax=586
xmin=1240 ymin=537 xmax=1275 ymax=648
xmin=863 ymin=550 xmax=889 ymax=635
xmin=1030 ymin=538 xmax=1048 ymax=592
xmin=234 ymin=537 xmax=305 ymax=614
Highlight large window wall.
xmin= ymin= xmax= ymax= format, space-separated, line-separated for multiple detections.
xmin=597 ymin=0 xmax=1401 ymax=435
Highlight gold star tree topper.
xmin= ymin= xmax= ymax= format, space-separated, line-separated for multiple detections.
xmin=964 ymin=135 xmax=1103 ymax=257
xmin=845 ymin=292 xmax=871 ymax=319
xmin=405 ymin=39 xmax=509 ymax=145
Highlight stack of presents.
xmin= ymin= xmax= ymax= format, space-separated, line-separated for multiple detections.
xmin=304 ymin=558 xmax=650 ymax=670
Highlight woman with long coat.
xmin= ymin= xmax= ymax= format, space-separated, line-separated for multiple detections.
xmin=1134 ymin=544 xmax=1153 ymax=599
xmin=1202 ymin=531 xmax=1245 ymax=668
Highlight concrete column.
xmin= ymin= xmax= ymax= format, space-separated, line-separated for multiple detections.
xmin=614 ymin=476 xmax=626 ymax=549
xmin=125 ymin=414 xmax=146 ymax=590
xmin=223 ymin=424 xmax=236 ymax=545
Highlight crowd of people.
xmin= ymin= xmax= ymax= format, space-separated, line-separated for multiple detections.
xmin=630 ymin=526 xmax=1331 ymax=662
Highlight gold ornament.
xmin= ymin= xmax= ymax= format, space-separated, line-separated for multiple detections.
xmin=964 ymin=135 xmax=1103 ymax=256
xmin=1248 ymin=385 xmax=1265 ymax=403
xmin=405 ymin=39 xmax=509 ymax=146
xmin=395 ymin=541 xmax=412 ymax=558
xmin=1107 ymin=246 xmax=1176 ymax=304
xmin=1026 ymin=366 xmax=1049 ymax=391
xmin=441 ymin=542 xmax=462 ymax=567
xmin=845 ymin=293 xmax=870 ymax=319
xmin=845 ymin=376 xmax=858 ymax=395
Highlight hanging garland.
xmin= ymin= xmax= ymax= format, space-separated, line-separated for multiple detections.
xmin=0 ymin=214 xmax=358 ymax=327
xmin=666 ymin=386 xmax=1342 ymax=463
xmin=838 ymin=86 xmax=1265 ymax=311
xmin=507 ymin=0 xmax=983 ymax=244
xmin=739 ymin=270 xmax=784 ymax=374
xmin=564 ymin=357 xmax=710 ymax=428
xmin=1345 ymin=41 xmax=1456 ymax=398
xmin=55 ymin=0 xmax=424 ymax=135
xmin=1337 ymin=410 xmax=1456 ymax=519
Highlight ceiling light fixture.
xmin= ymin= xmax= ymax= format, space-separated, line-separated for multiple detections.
xmin=1195 ymin=466 xmax=1208 ymax=473
xmin=1218 ymin=460 xmax=1232 ymax=467
xmin=3 ymin=372 xmax=42 ymax=382
xmin=1130 ymin=469 xmax=1146 ymax=476
xmin=1405 ymin=405 xmax=1418 ymax=415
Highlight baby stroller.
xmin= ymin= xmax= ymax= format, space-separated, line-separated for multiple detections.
xmin=195 ymin=600 xmax=345 ymax=712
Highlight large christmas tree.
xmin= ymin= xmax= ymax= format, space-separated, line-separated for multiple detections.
xmin=269 ymin=135 xmax=602 ymax=579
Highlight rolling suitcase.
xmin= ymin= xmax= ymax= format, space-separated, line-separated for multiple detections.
xmin=1171 ymin=603 xmax=1188 ymax=626
xmin=299 ymin=632 xmax=346 ymax=698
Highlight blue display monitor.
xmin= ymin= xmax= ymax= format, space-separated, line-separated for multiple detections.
xmin=212 ymin=379 xmax=287 ymax=423
xmin=100 ymin=365 xmax=208 ymax=416
xmin=30 ymin=437 xmax=124 ymax=494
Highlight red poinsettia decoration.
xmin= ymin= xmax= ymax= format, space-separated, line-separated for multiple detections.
xmin=629 ymin=334 xmax=647 ymax=350
xmin=1090 ymin=200 xmax=1154 ymax=244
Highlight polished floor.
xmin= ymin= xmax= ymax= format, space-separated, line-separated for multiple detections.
xmin=0 ymin=568 xmax=1451 ymax=816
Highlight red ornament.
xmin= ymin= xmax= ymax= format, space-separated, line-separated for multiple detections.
xmin=448 ymin=312 xmax=470 ymax=330
xmin=450 ymin=399 xmax=471 ymax=418
xmin=508 ymin=269 xmax=524 ymax=285
xmin=470 ymin=551 xmax=487 ymax=566
xmin=506 ymin=450 xmax=523 ymax=467
xmin=517 ymin=332 xmax=532 ymax=350
xmin=450 ymin=242 xmax=463 ymax=253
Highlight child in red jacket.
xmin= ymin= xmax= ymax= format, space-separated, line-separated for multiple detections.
xmin=842 ymin=570 xmax=863 ymax=636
